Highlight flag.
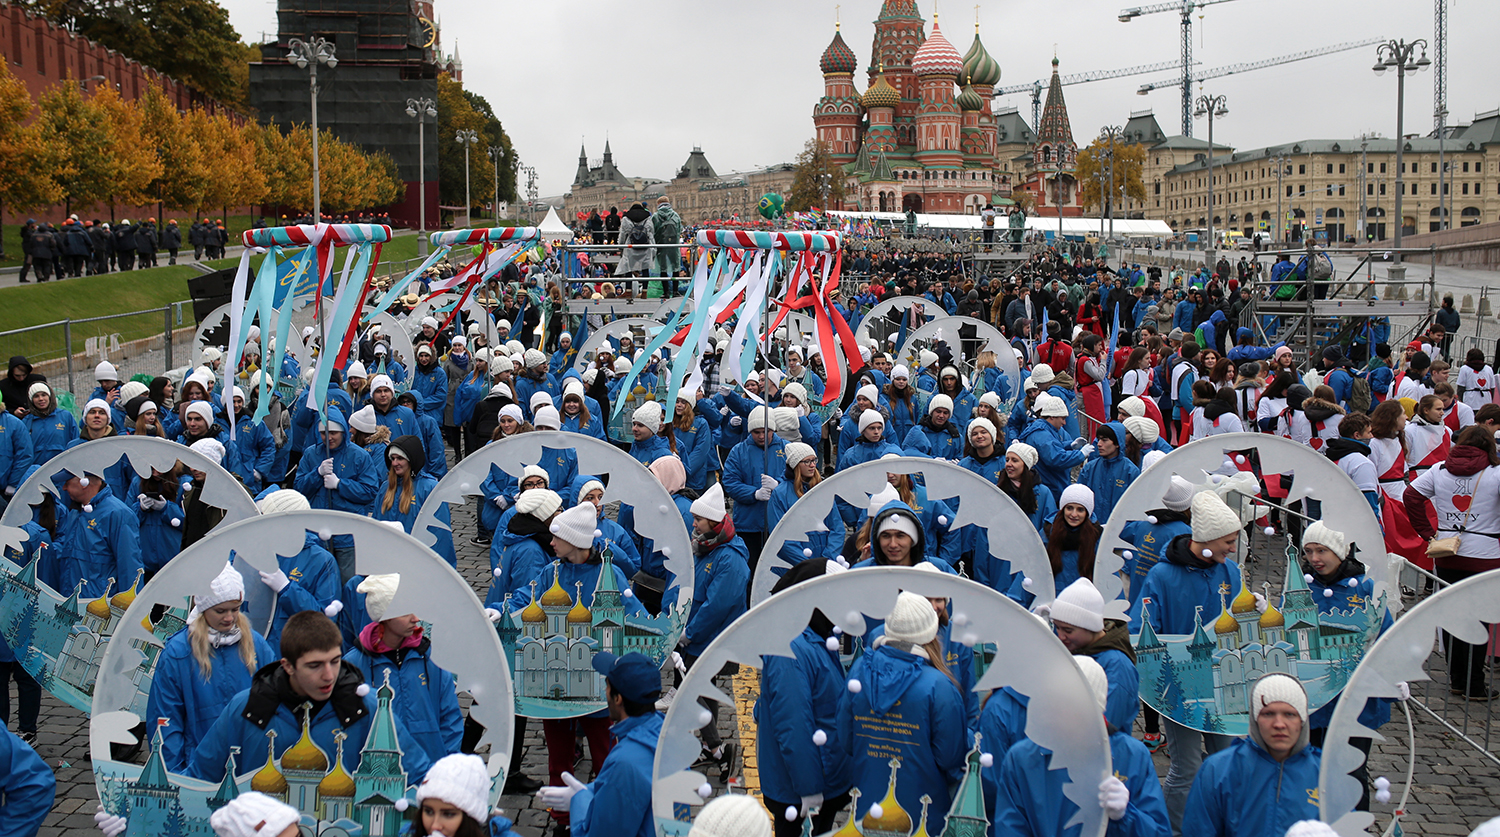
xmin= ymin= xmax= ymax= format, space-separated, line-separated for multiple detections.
xmin=1103 ymin=303 xmax=1119 ymax=419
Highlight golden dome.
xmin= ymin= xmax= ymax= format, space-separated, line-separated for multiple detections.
xmin=1230 ymin=580 xmax=1258 ymax=614
xmin=540 ymin=568 xmax=573 ymax=607
xmin=251 ymin=734 xmax=288 ymax=794
xmin=318 ymin=735 xmax=356 ymax=798
xmin=280 ymin=707 xmax=329 ymax=772
xmin=567 ymin=583 xmax=591 ymax=623
xmin=1213 ymin=605 xmax=1240 ymax=635
xmin=110 ymin=572 xmax=142 ymax=611
xmin=862 ymin=761 xmax=913 ymax=834
xmin=139 ymin=616 xmax=155 ymax=632
xmin=521 ymin=583 xmax=546 ymax=623
xmin=1259 ymin=601 xmax=1285 ymax=629
xmin=86 ymin=579 xmax=115 ymax=619
xmin=862 ymin=70 xmax=901 ymax=110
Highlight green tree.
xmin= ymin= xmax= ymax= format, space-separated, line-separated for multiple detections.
xmin=1077 ymin=137 xmax=1147 ymax=216
xmin=186 ymin=108 xmax=265 ymax=217
xmin=91 ymin=86 xmax=163 ymax=213
xmin=140 ymin=86 xmax=208 ymax=212
xmin=436 ymin=74 xmax=516 ymax=219
xmin=785 ymin=139 xmax=846 ymax=212
xmin=0 ymin=61 xmax=63 ymax=257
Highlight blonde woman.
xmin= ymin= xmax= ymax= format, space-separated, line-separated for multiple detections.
xmin=144 ymin=562 xmax=273 ymax=772
xmin=373 ymin=436 xmax=456 ymax=567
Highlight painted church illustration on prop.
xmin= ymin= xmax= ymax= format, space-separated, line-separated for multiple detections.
xmin=1135 ymin=550 xmax=1386 ymax=734
xmin=96 ymin=669 xmax=415 ymax=837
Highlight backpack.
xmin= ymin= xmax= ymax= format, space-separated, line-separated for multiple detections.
xmin=1308 ymin=252 xmax=1334 ymax=281
xmin=654 ymin=210 xmax=682 ymax=244
xmin=628 ymin=220 xmax=650 ymax=246
xmin=1349 ymin=374 xmax=1372 ymax=414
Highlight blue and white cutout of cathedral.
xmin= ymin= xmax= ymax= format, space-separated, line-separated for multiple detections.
xmin=1134 ymin=551 xmax=1386 ymax=735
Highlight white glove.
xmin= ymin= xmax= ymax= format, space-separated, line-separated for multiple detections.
xmin=761 ymin=474 xmax=779 ymax=490
xmin=1395 ymin=681 xmax=1411 ymax=701
xmin=1070 ymin=437 xmax=1087 ymax=450
xmin=719 ymin=406 xmax=730 ymax=416
xmin=800 ymin=793 xmax=824 ymax=817
xmin=253 ymin=470 xmax=263 ymax=483
xmin=754 ymin=486 xmax=773 ymax=501
xmin=484 ymin=607 xmax=503 ymax=624
xmin=718 ymin=383 xmax=733 ymax=396
xmin=259 ymin=569 xmax=290 ymax=593
xmin=1080 ymin=444 xmax=1095 ymax=458
xmin=2 ymin=485 xmax=13 ymax=497
xmin=1099 ymin=776 xmax=1130 ymax=821
xmin=729 ymin=415 xmax=743 ymax=428
xmin=138 ymin=495 xmax=165 ymax=512
xmin=1253 ymin=592 xmax=1268 ymax=614
xmin=494 ymin=494 xmax=510 ymax=510
xmin=318 ymin=458 xmax=334 ymax=476
xmin=94 ymin=806 xmax=127 ymax=837
xmin=323 ymin=473 xmax=339 ymax=489
xmin=536 ymin=771 xmax=587 ymax=811
xmin=670 ymin=651 xmax=687 ymax=673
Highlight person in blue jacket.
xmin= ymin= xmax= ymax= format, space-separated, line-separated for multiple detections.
xmin=934 ymin=365 xmax=977 ymax=428
xmin=1320 ymin=346 xmax=1356 ymax=410
xmin=550 ymin=331 xmax=576 ymax=375
xmin=227 ymin=388 xmax=275 ymax=494
xmin=838 ymin=409 xmax=903 ymax=473
xmin=1182 ymin=674 xmax=1322 ymax=837
xmin=366 ymin=374 xmax=417 ymax=438
xmin=757 ymin=558 xmax=853 ymax=837
xmin=767 ymin=442 xmax=842 ymax=566
xmin=1173 ymin=291 xmax=1197 ymax=335
xmin=997 ymin=440 xmax=1057 ymax=544
xmin=1126 ymin=490 xmax=1245 ymax=834
xmin=50 ymin=467 xmax=142 ymax=598
xmin=1198 ymin=309 xmax=1228 ymax=356
xmin=989 ymin=655 xmax=1171 ymax=837
xmin=371 ymin=436 xmax=456 ymax=567
xmin=1118 ymin=476 xmax=1195 ymax=607
xmin=293 ymin=406 xmax=380 ymax=581
xmin=1009 ymin=484 xmax=1100 ymax=602
xmin=485 ymin=488 xmax=561 ymax=609
xmin=1007 ymin=378 xmax=1041 ymax=442
xmin=837 ymin=384 xmax=887 ymax=452
xmin=628 ymin=402 xmax=671 ymax=465
xmin=452 ymin=350 xmax=492 ymax=431
xmin=1047 ymin=578 xmax=1139 ymax=732
xmin=0 ymin=406 xmax=31 ymax=507
xmin=395 ymin=390 xmax=447 ymax=481
xmin=134 ymin=470 xmax=186 ymax=575
xmin=560 ymin=379 xmax=607 ymax=440
xmin=145 ymin=562 xmax=276 ymax=772
xmin=721 ymin=407 xmax=788 ymax=566
xmin=1226 ymin=327 xmax=1282 ymax=364
xmin=1079 ymin=422 xmax=1141 ymax=522
xmin=69 ymin=398 xmax=138 ymax=499
xmin=513 ymin=350 xmax=558 ymax=421
xmin=410 ymin=343 xmax=449 ymax=419
xmin=251 ymin=489 xmax=341 ymax=654
xmin=884 ymin=367 xmax=925 ymax=444
xmin=535 ymin=652 xmax=662 ymax=837
xmin=903 ymin=394 xmax=964 ymax=461
xmin=186 ymin=610 xmax=432 ymax=785
xmin=1016 ymin=393 xmax=1087 ymax=496
xmin=0 ymin=725 xmax=53 ymax=835
xmin=838 ymin=590 xmax=967 ymax=832
xmin=567 ymin=474 xmax=641 ymax=577
xmin=22 ymin=382 xmax=76 ymax=468
xmin=481 ymin=456 xmax=547 ymax=551
xmin=958 ymin=417 xmax=1010 ymax=584
xmin=411 ymin=753 xmax=527 ymax=837
xmin=342 ymin=573 xmax=461 ymax=765
xmin=667 ymin=390 xmax=717 ymax=492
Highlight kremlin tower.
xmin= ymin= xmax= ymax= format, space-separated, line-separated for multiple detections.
xmin=815 ymin=25 xmax=862 ymax=166
xmin=1029 ymin=57 xmax=1083 ymax=216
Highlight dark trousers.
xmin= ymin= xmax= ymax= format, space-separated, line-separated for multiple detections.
xmin=32 ymin=259 xmax=52 ymax=282
xmin=675 ymin=652 xmax=724 ymax=750
xmin=118 ymin=251 xmax=134 ymax=271
xmin=1308 ymin=729 xmax=1372 ymax=810
xmin=739 ymin=531 xmax=768 ymax=601
xmin=18 ymin=254 xmax=30 ymax=282
xmin=0 ymin=661 xmax=41 ymax=733
xmin=443 ymin=424 xmax=466 ymax=462
xmin=1437 ymin=565 xmax=1492 ymax=695
xmin=68 ymin=254 xmax=86 ymax=277
xmin=167 ymin=248 xmax=178 ymax=265
xmin=766 ymin=791 xmax=851 ymax=837
xmin=542 ymin=717 xmax=613 ymax=826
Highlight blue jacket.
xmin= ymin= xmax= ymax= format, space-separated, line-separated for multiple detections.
xmin=903 ymin=419 xmax=964 ymax=461
xmin=980 ymin=367 xmax=1013 ymax=402
xmin=767 ymin=479 xmax=842 ymax=565
xmin=561 ymin=404 xmax=607 ymax=440
xmin=851 ymin=489 xmax=961 ymax=566
xmin=145 ymin=628 xmax=276 ymax=772
xmin=838 ymin=644 xmax=967 ymax=833
xmin=411 ymin=362 xmax=449 ymax=416
xmin=1007 ymin=397 xmax=1034 ymax=442
xmin=230 ymin=413 xmax=276 ymax=494
xmin=628 ymin=433 xmax=671 ymax=467
xmin=1016 ymin=419 xmax=1086 ymax=497
xmin=1119 ymin=512 xmax=1193 ymax=608
xmin=1307 ymin=571 xmax=1392 ymax=731
xmin=485 ymin=519 xmax=553 ymax=608
xmin=1200 ymin=310 xmax=1227 ymax=354
xmin=836 ymin=435 xmax=902 ymax=474
xmin=1090 ymin=646 xmax=1141 ymax=732
xmin=0 ymin=411 xmax=33 ymax=502
xmin=566 ymin=475 xmax=642 ymax=577
xmin=372 ymin=474 xmax=457 ymax=567
xmin=886 ymin=394 xmax=923 ymax=445
xmin=1079 ymin=431 xmax=1140 ymax=522
xmin=1181 ymin=738 xmax=1321 ymax=837
xmin=54 ymin=484 xmax=143 ymax=598
xmin=65 ymin=434 xmax=137 ymax=502
xmin=23 ymin=407 xmax=76 ymax=467
xmin=1127 ymin=536 xmax=1242 ymax=636
xmin=137 ymin=500 xmax=186 ymax=573
xmin=722 ymin=436 xmax=787 ymax=533
xmin=0 ymin=726 xmax=54 ymax=835
xmin=1172 ymin=299 xmax=1196 ymax=334
xmin=1324 ymin=366 xmax=1354 ymax=410
xmin=671 ymin=415 xmax=718 ymax=492
xmin=371 ymin=403 xmax=419 ymax=439
xmin=991 ymin=730 xmax=1171 ymax=837
xmin=344 ymin=634 xmax=463 ymax=765
xmin=263 ymin=533 xmax=342 ymax=654
xmin=294 ymin=431 xmax=379 ymax=550
xmin=187 ymin=662 xmax=432 ymax=785
xmin=682 ymin=535 xmax=749 ymax=656
xmin=756 ymin=627 xmax=853 ymax=803
xmin=513 ymin=371 xmax=559 ymax=421
xmin=454 ymin=372 xmax=489 ymax=425
xmin=616 ymin=493 xmax=694 ymax=582
xmin=406 ymin=402 xmax=448 ymax=480
xmin=568 ymin=712 xmax=662 ymax=837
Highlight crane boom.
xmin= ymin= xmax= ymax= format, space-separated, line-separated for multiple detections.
xmin=995 ymin=58 xmax=1197 ymax=130
xmin=1116 ymin=0 xmax=1237 ymax=20
xmin=1134 ymin=39 xmax=1386 ymax=93
xmin=1117 ymin=0 xmax=1243 ymax=136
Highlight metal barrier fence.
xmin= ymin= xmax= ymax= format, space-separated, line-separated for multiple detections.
xmin=0 ymin=302 xmax=195 ymax=406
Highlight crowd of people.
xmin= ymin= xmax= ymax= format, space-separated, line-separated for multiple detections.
xmin=1 ymin=230 xmax=1496 ymax=837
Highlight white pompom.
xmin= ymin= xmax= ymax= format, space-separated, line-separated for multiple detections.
xmin=813 ymin=729 xmax=828 ymax=746
xmin=698 ymin=783 xmax=713 ymax=799
xmin=826 ymin=637 xmax=840 ymax=652
xmin=82 ymin=503 xmax=93 ymax=513
xmin=324 ymin=601 xmax=344 ymax=617
xmin=868 ymin=804 xmax=884 ymax=819
xmin=1235 ymin=455 xmax=1246 ymax=464
xmin=493 ymin=567 xmax=503 ymax=577
xmin=394 ymin=798 xmax=409 ymax=812
xmin=960 ymin=632 xmax=978 ymax=645
xmin=1264 ymin=526 xmax=1275 ymax=536
xmin=845 ymin=609 xmax=862 ymax=626
xmin=1122 ymin=550 xmax=1134 ymax=561
xmin=832 ymin=626 xmax=843 ymax=636
xmin=660 ymin=547 xmax=672 ymax=557
xmin=1201 ymin=548 xmax=1213 ymax=558
xmin=698 ymin=709 xmax=712 ymax=727
xmin=1303 ymin=574 xmax=1314 ymax=583
xmin=1375 ymin=789 xmax=1392 ymax=804
xmin=1373 ymin=776 xmax=1391 ymax=791
xmin=1021 ymin=577 xmax=1034 ymax=590
xmin=458 ymin=482 xmax=472 ymax=493
xmin=659 ymin=505 xmax=671 ymax=514
xmin=550 ymin=524 xmax=561 ymax=534
xmin=79 ymin=476 xmax=90 ymax=487
xmin=980 ymin=752 xmax=994 ymax=767
xmin=1209 ymin=474 xmax=1223 ymax=484
xmin=593 ymin=529 xmax=603 ymax=539
xmin=319 ymin=528 xmax=333 ymax=542
xmin=1323 ymin=589 xmax=1334 ymax=598
xmin=170 ymin=518 xmax=181 ymax=528
xmin=937 ymin=515 xmax=948 ymax=526
xmin=623 ymin=589 xmax=635 ymax=598
xmin=356 ymin=683 xmax=371 ymax=697
xmin=952 ymin=613 xmax=968 ymax=627
xmin=803 ymin=548 xmax=814 ymax=558
xmin=785 ymin=806 xmax=799 ymax=822
xmin=847 ymin=678 xmax=862 ymax=694
xmin=1145 ymin=515 xmax=1158 ymax=525
xmin=1347 ymin=578 xmax=1359 ymax=588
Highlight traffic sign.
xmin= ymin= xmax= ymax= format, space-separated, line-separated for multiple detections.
xmin=1315 ymin=209 xmax=1324 ymax=225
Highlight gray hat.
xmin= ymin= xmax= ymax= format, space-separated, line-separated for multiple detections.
xmin=1167 ymin=328 xmax=1187 ymax=341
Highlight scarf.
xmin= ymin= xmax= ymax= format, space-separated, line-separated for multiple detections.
xmin=450 ymin=351 xmax=470 ymax=371
xmin=209 ymin=626 xmax=243 ymax=648
xmin=694 ymin=516 xmax=736 ymax=557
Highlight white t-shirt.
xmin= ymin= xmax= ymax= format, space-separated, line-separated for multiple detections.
xmin=1122 ymin=368 xmax=1151 ymax=398
xmin=1256 ymin=396 xmax=1287 ymax=433
xmin=1447 ymin=401 xmax=1476 ymax=430
xmin=1405 ymin=421 xmax=1451 ymax=471
xmin=1396 ymin=375 xmax=1431 ymax=402
xmin=1410 ymin=463 xmax=1500 ymax=561
xmin=1457 ymin=364 xmax=1495 ymax=411
xmin=1369 ymin=436 xmax=1407 ymax=499
xmin=1336 ymin=450 xmax=1379 ymax=493
xmin=1192 ymin=408 xmax=1244 ymax=440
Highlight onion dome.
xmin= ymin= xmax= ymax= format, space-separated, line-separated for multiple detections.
xmin=1259 ymin=600 xmax=1285 ymax=629
xmin=317 ymin=735 xmax=356 ymax=799
xmin=962 ymin=33 xmax=1001 ymax=86
xmin=820 ymin=29 xmax=858 ymax=76
xmin=957 ymin=80 xmax=984 ymax=112
xmin=1213 ymin=605 xmax=1239 ymax=635
xmin=521 ymin=583 xmax=546 ymax=623
xmin=86 ymin=579 xmax=115 ymax=619
xmin=541 ymin=567 xmax=574 ymax=607
xmin=1230 ymin=579 xmax=1258 ymax=614
xmin=911 ymin=20 xmax=964 ymax=78
xmin=280 ymin=707 xmax=329 ymax=772
xmin=567 ymin=582 xmax=592 ymax=623
xmin=111 ymin=569 xmax=144 ymax=611
xmin=862 ymin=760 xmax=913 ymax=833
xmin=251 ymin=734 xmax=288 ymax=794
xmin=862 ymin=68 xmax=902 ymax=110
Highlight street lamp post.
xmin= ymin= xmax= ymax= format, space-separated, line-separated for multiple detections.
xmin=406 ymin=97 xmax=438 ymax=255
xmin=486 ymin=146 xmax=504 ymax=222
xmin=1100 ymin=125 xmax=1122 ymax=243
xmin=288 ymin=37 xmax=338 ymax=224
xmin=1268 ymin=151 xmax=1290 ymax=246
xmin=1373 ymin=38 xmax=1431 ymax=275
xmin=1090 ymin=171 xmax=1109 ymax=240
xmin=1193 ymin=94 xmax=1228 ymax=269
xmin=521 ymin=166 xmax=538 ymax=224
xmin=455 ymin=129 xmax=479 ymax=228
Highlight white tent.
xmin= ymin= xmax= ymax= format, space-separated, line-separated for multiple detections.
xmin=827 ymin=210 xmax=1173 ymax=238
xmin=538 ymin=206 xmax=573 ymax=241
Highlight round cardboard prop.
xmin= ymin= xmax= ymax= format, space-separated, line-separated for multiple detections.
xmin=88 ymin=511 xmax=514 ymax=837
xmin=411 ymin=431 xmax=694 ymax=718
xmin=895 ymin=315 xmax=1020 ymax=402
xmin=571 ymin=318 xmax=664 ymax=372
xmin=852 ymin=296 xmax=941 ymax=353
xmin=653 ymin=568 xmax=1110 ymax=837
xmin=358 ymin=309 xmax=417 ymax=384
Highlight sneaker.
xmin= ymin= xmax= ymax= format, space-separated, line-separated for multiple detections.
xmin=1142 ymin=733 xmax=1165 ymax=753
xmin=17 ymin=731 xmax=37 ymax=746
xmin=502 ymin=772 xmax=542 ymax=794
xmin=655 ymin=687 xmax=677 ymax=713
xmin=715 ymin=741 xmax=737 ymax=784
xmin=1465 ymin=687 xmax=1499 ymax=702
xmin=470 ymin=534 xmax=492 ymax=546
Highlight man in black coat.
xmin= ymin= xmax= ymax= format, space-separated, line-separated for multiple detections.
xmin=162 ymin=219 xmax=182 ymax=264
xmin=113 ymin=220 xmax=136 ymax=271
xmin=25 ymin=224 xmax=56 ymax=282
xmin=60 ymin=220 xmax=93 ymax=278
xmin=88 ymin=221 xmax=112 ymax=275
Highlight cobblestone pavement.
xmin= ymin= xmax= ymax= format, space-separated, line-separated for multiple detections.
xmin=17 ymin=485 xmax=1500 ymax=835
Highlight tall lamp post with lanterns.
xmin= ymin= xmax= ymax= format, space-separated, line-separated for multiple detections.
xmin=486 ymin=145 xmax=504 ymax=221
xmin=288 ymin=37 xmax=338 ymax=223
xmin=1099 ymin=124 xmax=1123 ymax=243
xmin=406 ymin=97 xmax=437 ymax=255
xmin=1193 ymin=93 xmax=1228 ymax=269
xmin=455 ymin=129 xmax=479 ymax=228
xmin=1268 ymin=151 xmax=1290 ymax=245
xmin=1373 ymin=38 xmax=1430 ymax=275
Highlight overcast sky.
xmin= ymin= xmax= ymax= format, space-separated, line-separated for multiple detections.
xmin=219 ymin=0 xmax=1499 ymax=198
